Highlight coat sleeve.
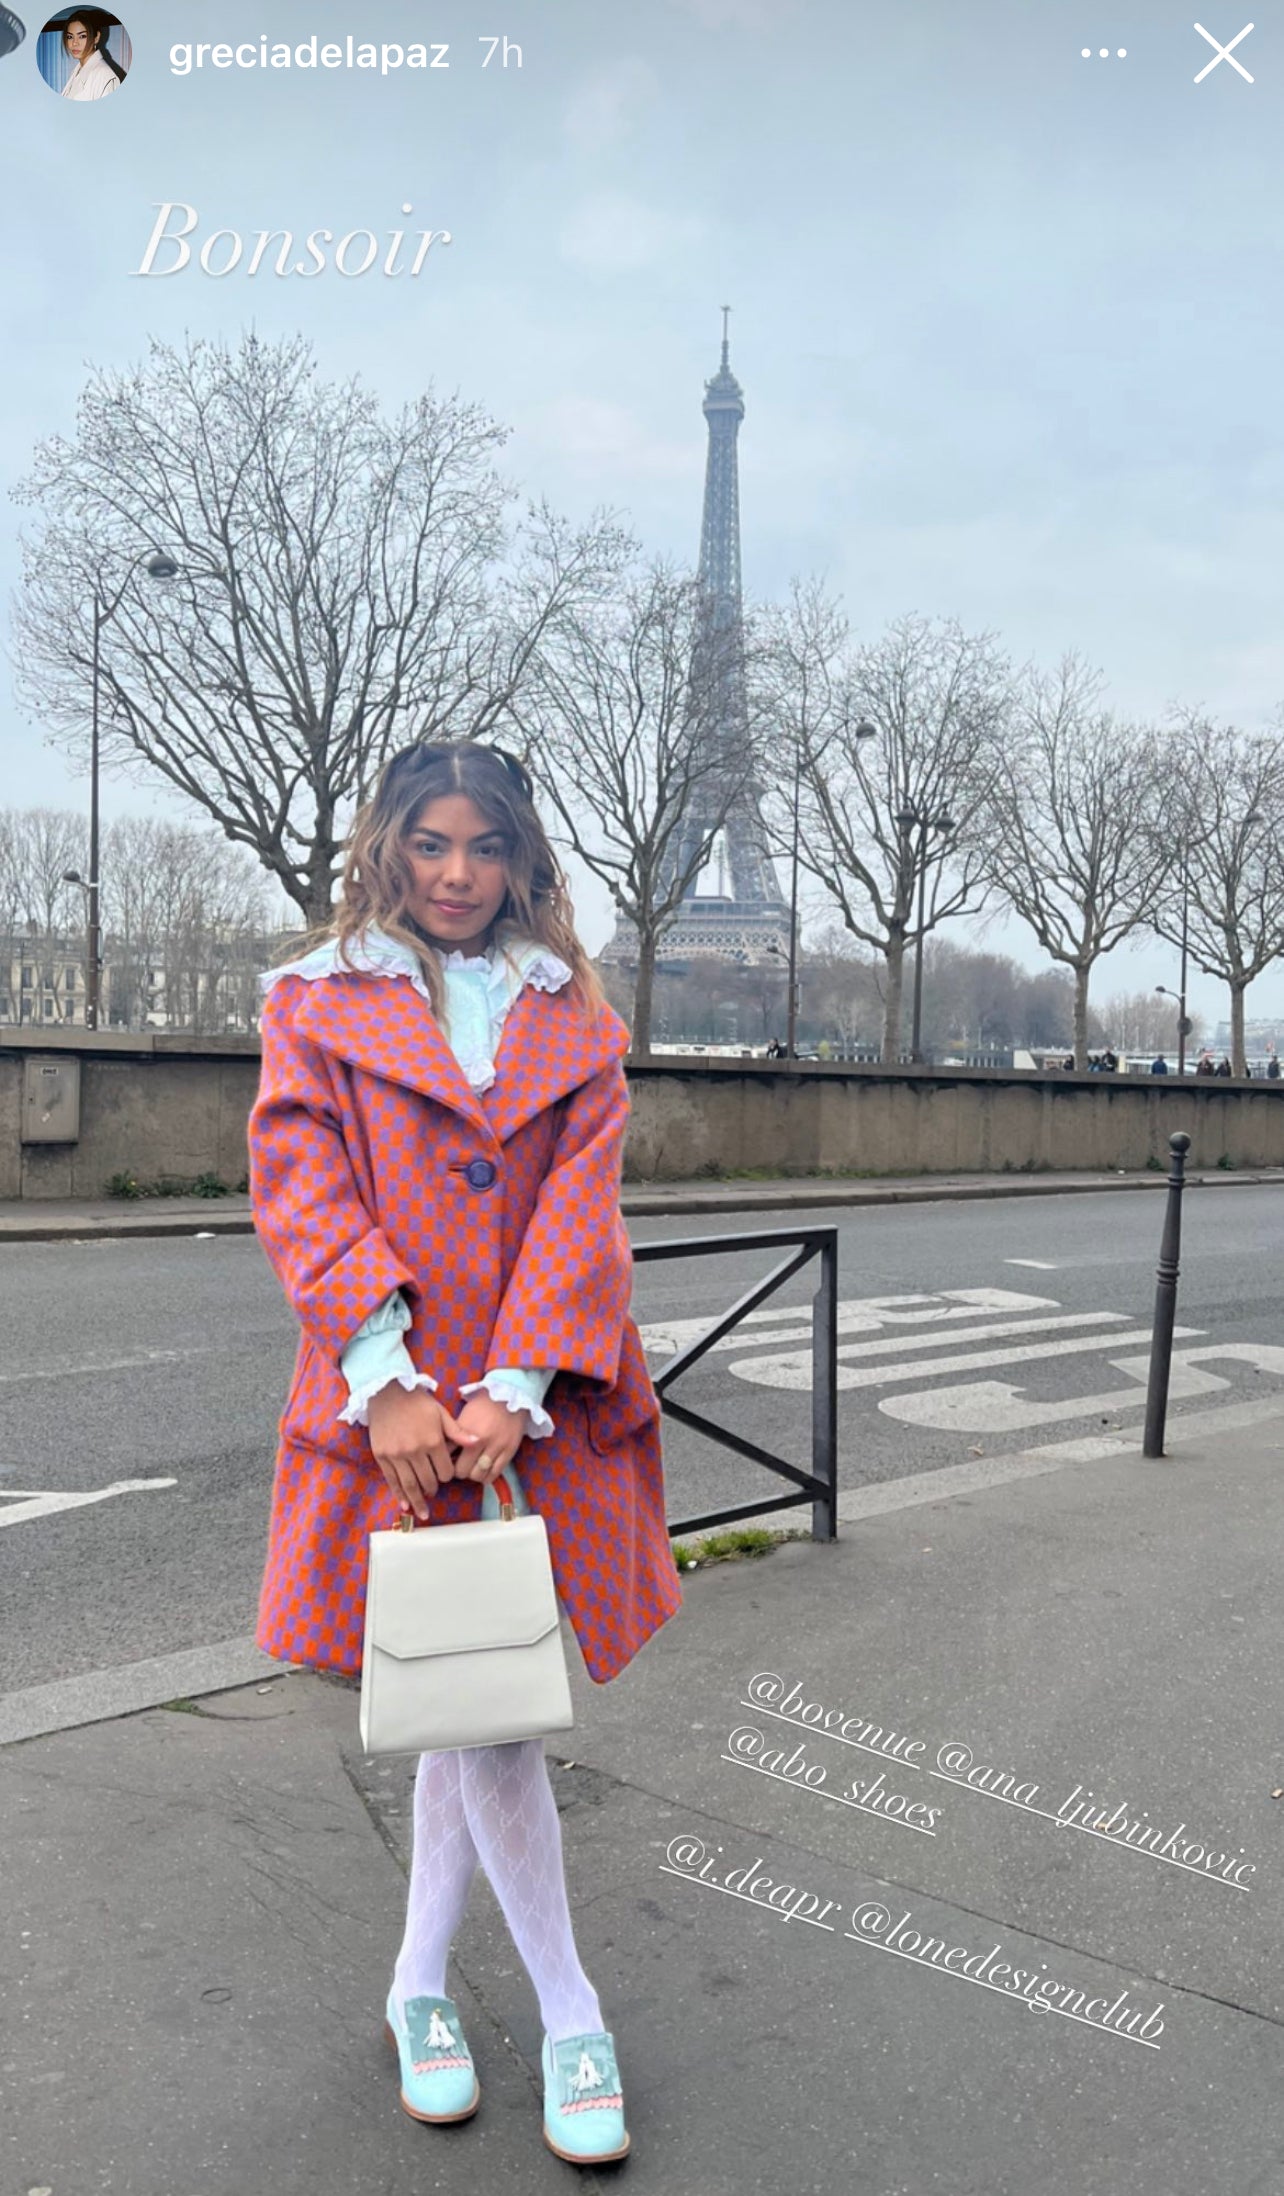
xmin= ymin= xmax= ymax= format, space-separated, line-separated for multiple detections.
xmin=248 ymin=982 xmax=419 ymax=1364
xmin=485 ymin=1058 xmax=633 ymax=1390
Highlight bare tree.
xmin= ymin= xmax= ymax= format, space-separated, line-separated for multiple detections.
xmin=0 ymin=813 xmax=20 ymax=940
xmin=13 ymin=331 xmax=631 ymax=924
xmin=1151 ymin=716 xmax=1284 ymax=1075
xmin=772 ymin=610 xmax=1011 ymax=1061
xmin=514 ymin=559 xmax=767 ymax=1058
xmin=1098 ymin=988 xmax=1206 ymax=1059
xmin=101 ymin=816 xmax=273 ymax=1029
xmin=0 ymin=807 xmax=86 ymax=933
xmin=978 ymin=657 xmax=1167 ymax=1069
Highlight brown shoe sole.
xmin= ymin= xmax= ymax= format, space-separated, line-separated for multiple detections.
xmin=543 ymin=2126 xmax=632 ymax=2164
xmin=383 ymin=2018 xmax=481 ymax=2124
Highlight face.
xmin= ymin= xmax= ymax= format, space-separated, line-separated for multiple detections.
xmin=402 ymin=792 xmax=510 ymax=955
xmin=65 ymin=18 xmax=92 ymax=57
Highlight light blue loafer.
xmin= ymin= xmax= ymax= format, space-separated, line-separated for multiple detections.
xmin=541 ymin=2029 xmax=630 ymax=2164
xmin=384 ymin=1990 xmax=480 ymax=2124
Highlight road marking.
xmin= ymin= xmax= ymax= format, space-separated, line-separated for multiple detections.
xmin=718 ymin=1391 xmax=1284 ymax=1534
xmin=834 ymin=1312 xmax=1127 ymax=1363
xmin=0 ymin=1346 xmax=223 ymax=1386
xmin=729 ymin=1324 xmax=1198 ymax=1392
xmin=878 ymin=1341 xmax=1284 ymax=1434
xmin=880 ymin=1360 xmax=1225 ymax=1434
xmin=637 ymin=1288 xmax=1060 ymax=1358
xmin=0 ymin=1478 xmax=177 ymax=1528
xmin=1005 ymin=1259 xmax=1058 ymax=1270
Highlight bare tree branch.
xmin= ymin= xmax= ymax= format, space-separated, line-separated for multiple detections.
xmin=12 ymin=332 xmax=631 ymax=922
xmin=511 ymin=558 xmax=768 ymax=1056
xmin=763 ymin=603 xmax=1011 ymax=1060
xmin=977 ymin=654 xmax=1168 ymax=1066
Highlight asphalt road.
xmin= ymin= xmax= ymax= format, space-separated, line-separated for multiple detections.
xmin=3 ymin=1185 xmax=1282 ymax=1696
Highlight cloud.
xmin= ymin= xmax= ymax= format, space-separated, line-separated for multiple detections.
xmin=562 ymin=57 xmax=660 ymax=155
xmin=557 ymin=191 xmax=706 ymax=272
xmin=524 ymin=395 xmax=700 ymax=486
xmin=666 ymin=0 xmax=781 ymax=26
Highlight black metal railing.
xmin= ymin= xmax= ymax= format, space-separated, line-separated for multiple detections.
xmin=631 ymin=1224 xmax=838 ymax=1541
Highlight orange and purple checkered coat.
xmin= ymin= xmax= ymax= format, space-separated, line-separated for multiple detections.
xmin=249 ymin=967 xmax=682 ymax=1684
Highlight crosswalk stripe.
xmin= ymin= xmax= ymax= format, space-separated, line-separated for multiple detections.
xmin=729 ymin=1325 xmax=1202 ymax=1392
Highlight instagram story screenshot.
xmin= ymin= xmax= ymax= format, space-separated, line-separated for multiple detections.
xmin=1 ymin=5 xmax=1282 ymax=2192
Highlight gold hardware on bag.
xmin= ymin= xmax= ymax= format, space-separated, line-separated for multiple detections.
xmin=397 ymin=1513 xmax=415 ymax=1533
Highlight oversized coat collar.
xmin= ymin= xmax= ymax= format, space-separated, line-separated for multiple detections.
xmin=277 ymin=956 xmax=629 ymax=1145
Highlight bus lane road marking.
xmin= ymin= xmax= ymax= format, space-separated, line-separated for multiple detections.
xmin=0 ymin=1478 xmax=177 ymax=1528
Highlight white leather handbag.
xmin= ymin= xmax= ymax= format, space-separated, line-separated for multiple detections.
xmin=358 ymin=1474 xmax=575 ymax=1756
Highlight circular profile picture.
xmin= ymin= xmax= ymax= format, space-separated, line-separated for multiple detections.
xmin=37 ymin=7 xmax=130 ymax=98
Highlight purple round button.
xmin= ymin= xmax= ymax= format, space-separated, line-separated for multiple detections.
xmin=464 ymin=1158 xmax=497 ymax=1189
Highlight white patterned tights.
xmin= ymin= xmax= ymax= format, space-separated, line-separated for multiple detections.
xmin=392 ymin=1740 xmax=603 ymax=2044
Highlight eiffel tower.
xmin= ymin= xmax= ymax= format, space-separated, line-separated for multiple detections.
xmin=601 ymin=313 xmax=789 ymax=969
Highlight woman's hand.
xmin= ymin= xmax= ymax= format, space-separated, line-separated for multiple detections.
xmin=366 ymin=1385 xmax=482 ymax=1521
xmin=450 ymin=1392 xmax=532 ymax=1487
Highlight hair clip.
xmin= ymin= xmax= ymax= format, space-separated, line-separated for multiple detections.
xmin=487 ymin=746 xmax=535 ymax=800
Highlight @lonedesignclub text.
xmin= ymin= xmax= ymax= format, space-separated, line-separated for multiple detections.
xmin=660 ymin=1837 xmax=1165 ymax=2048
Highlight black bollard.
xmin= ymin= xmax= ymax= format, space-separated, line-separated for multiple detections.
xmin=1142 ymin=1131 xmax=1192 ymax=1459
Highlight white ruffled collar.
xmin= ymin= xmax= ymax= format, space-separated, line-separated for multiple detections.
xmin=260 ymin=923 xmax=571 ymax=1002
xmin=260 ymin=926 xmax=573 ymax=1092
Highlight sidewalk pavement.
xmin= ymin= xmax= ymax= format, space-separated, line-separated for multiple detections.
xmin=5 ymin=1164 xmax=1284 ymax=1239
xmin=5 ymin=1401 xmax=1282 ymax=2195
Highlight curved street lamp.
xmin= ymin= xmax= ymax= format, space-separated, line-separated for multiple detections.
xmin=782 ymin=713 xmax=876 ymax=1062
xmin=895 ymin=805 xmax=955 ymax=1064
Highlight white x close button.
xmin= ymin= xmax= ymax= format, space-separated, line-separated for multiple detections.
xmin=1194 ymin=22 xmax=1255 ymax=82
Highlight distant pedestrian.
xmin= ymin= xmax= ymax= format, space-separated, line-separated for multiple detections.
xmin=1063 ymin=1055 xmax=1075 ymax=1072
xmin=1101 ymin=1046 xmax=1119 ymax=1073
xmin=1195 ymin=1050 xmax=1215 ymax=1077
xmin=1150 ymin=1054 xmax=1169 ymax=1075
xmin=1215 ymin=1055 xmax=1233 ymax=1078
xmin=1268 ymin=1048 xmax=1281 ymax=1080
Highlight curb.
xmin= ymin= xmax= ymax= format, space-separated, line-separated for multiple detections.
xmin=2 ymin=1170 xmax=1283 ymax=1240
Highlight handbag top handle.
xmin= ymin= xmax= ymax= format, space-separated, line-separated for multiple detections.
xmin=396 ymin=1471 xmax=516 ymax=1531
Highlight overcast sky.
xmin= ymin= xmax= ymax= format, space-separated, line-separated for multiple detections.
xmin=2 ymin=0 xmax=1281 ymax=1030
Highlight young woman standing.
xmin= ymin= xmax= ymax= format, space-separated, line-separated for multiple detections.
xmin=249 ymin=741 xmax=681 ymax=2164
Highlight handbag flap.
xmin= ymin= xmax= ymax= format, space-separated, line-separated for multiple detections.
xmin=368 ymin=1514 xmax=561 ymax=1660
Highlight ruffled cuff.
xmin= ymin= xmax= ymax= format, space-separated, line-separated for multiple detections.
xmin=459 ymin=1365 xmax=556 ymax=1438
xmin=339 ymin=1298 xmax=436 ymax=1426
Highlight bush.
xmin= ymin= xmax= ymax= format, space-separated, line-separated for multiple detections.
xmin=104 ymin=1169 xmax=231 ymax=1199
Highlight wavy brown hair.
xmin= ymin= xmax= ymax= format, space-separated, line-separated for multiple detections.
xmin=285 ymin=741 xmax=605 ymax=1026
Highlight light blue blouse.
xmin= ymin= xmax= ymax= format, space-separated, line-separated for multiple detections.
xmin=261 ymin=927 xmax=570 ymax=1437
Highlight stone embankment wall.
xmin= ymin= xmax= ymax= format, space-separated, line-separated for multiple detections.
xmin=1 ymin=1030 xmax=1280 ymax=1199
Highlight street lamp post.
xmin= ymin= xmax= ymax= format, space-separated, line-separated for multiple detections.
xmin=1159 ymin=809 xmax=1262 ymax=1076
xmin=785 ymin=742 xmax=803 ymax=1064
xmin=783 ymin=714 xmax=876 ymax=1062
xmin=63 ymin=551 xmax=178 ymax=1028
xmin=1154 ymin=985 xmax=1188 ymax=1073
xmin=895 ymin=806 xmax=955 ymax=1064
